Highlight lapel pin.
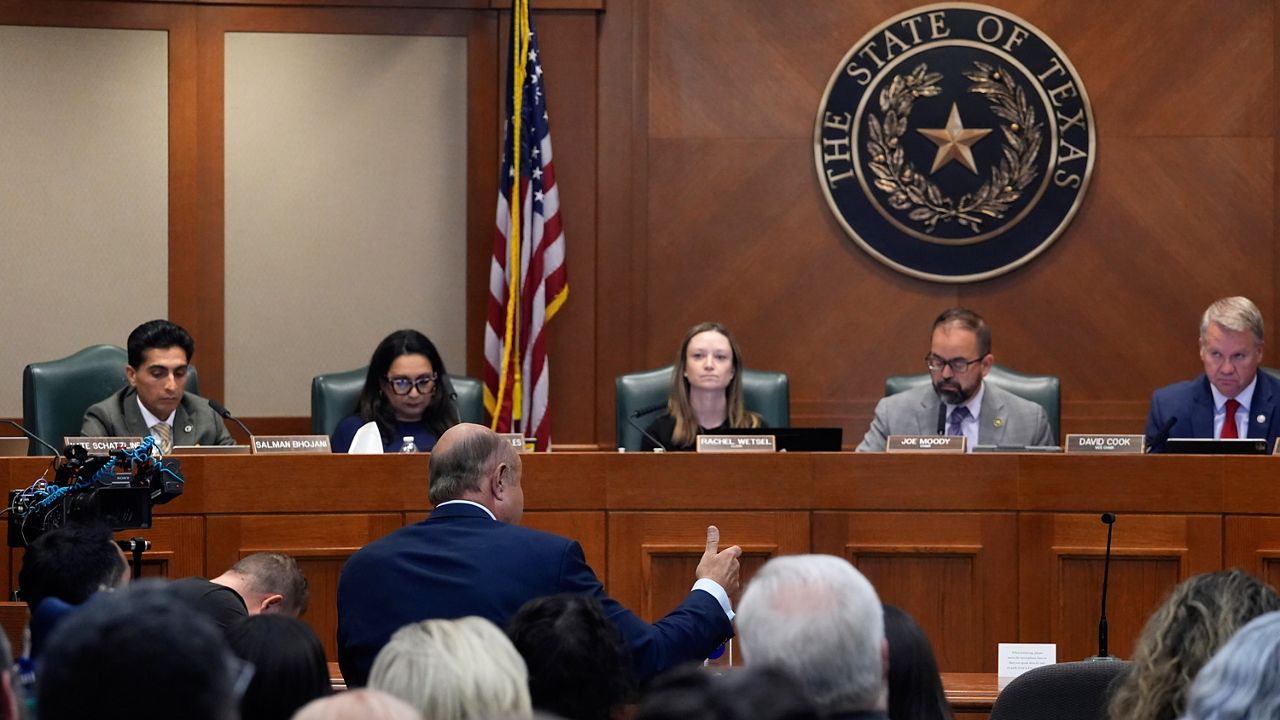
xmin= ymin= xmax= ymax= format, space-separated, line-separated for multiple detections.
xmin=1258 ymin=415 xmax=1266 ymax=424
xmin=993 ymin=417 xmax=1004 ymax=428
xmin=184 ymin=424 xmax=193 ymax=433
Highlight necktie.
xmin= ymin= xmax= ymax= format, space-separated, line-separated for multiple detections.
xmin=152 ymin=422 xmax=172 ymax=453
xmin=1222 ymin=398 xmax=1241 ymax=439
xmin=947 ymin=406 xmax=970 ymax=436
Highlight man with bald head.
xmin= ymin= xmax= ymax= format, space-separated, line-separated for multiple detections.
xmin=337 ymin=423 xmax=741 ymax=688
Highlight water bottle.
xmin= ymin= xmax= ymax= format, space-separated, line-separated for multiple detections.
xmin=400 ymin=437 xmax=418 ymax=453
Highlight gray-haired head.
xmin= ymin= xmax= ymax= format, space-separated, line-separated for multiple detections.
xmin=735 ymin=554 xmax=885 ymax=714
xmin=1181 ymin=610 xmax=1280 ymax=720
xmin=428 ymin=423 xmax=517 ymax=506
xmin=1201 ymin=297 xmax=1264 ymax=345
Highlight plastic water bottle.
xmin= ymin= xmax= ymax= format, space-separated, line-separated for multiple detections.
xmin=400 ymin=437 xmax=418 ymax=453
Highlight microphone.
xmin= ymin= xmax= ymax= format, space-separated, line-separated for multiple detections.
xmin=627 ymin=403 xmax=669 ymax=451
xmin=1087 ymin=512 xmax=1121 ymax=661
xmin=936 ymin=403 xmax=947 ymax=435
xmin=207 ymin=400 xmax=254 ymax=440
xmin=3 ymin=419 xmax=61 ymax=457
xmin=1146 ymin=416 xmax=1177 ymax=453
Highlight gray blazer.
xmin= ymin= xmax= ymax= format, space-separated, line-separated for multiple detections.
xmin=856 ymin=381 xmax=1055 ymax=451
xmin=80 ymin=386 xmax=235 ymax=446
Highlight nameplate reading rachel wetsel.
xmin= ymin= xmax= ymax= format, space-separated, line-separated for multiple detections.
xmin=696 ymin=435 xmax=776 ymax=453
xmin=1065 ymin=434 xmax=1145 ymax=454
xmin=250 ymin=435 xmax=331 ymax=454
xmin=886 ymin=435 xmax=965 ymax=453
xmin=64 ymin=437 xmax=142 ymax=455
xmin=497 ymin=433 xmax=530 ymax=453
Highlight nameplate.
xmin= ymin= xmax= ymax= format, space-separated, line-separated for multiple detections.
xmin=64 ymin=437 xmax=143 ymax=455
xmin=886 ymin=435 xmax=965 ymax=453
xmin=696 ymin=435 xmax=776 ymax=453
xmin=497 ymin=433 xmax=530 ymax=453
xmin=250 ymin=435 xmax=331 ymax=454
xmin=998 ymin=642 xmax=1056 ymax=685
xmin=170 ymin=445 xmax=252 ymax=456
xmin=1065 ymin=434 xmax=1145 ymax=454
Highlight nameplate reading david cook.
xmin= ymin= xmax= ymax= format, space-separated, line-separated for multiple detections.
xmin=64 ymin=437 xmax=142 ymax=455
xmin=250 ymin=435 xmax=332 ymax=454
xmin=696 ymin=435 xmax=776 ymax=453
xmin=886 ymin=435 xmax=966 ymax=453
xmin=1065 ymin=434 xmax=1145 ymax=454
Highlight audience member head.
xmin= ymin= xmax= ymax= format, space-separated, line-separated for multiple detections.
xmin=927 ymin=308 xmax=993 ymax=405
xmin=18 ymin=523 xmax=127 ymax=610
xmin=125 ymin=319 xmax=195 ymax=419
xmin=369 ymin=616 xmax=532 ymax=720
xmin=634 ymin=665 xmax=819 ymax=720
xmin=1109 ymin=569 xmax=1280 ymax=720
xmin=507 ymin=594 xmax=635 ymax=720
xmin=1181 ymin=610 xmax=1280 ymax=720
xmin=213 ymin=551 xmax=309 ymax=616
xmin=225 ymin=614 xmax=330 ymax=720
xmin=359 ymin=329 xmax=459 ymax=442
xmin=427 ymin=423 xmax=524 ymax=524
xmin=666 ymin=322 xmax=760 ymax=446
xmin=883 ymin=604 xmax=952 ymax=720
xmin=1199 ymin=297 xmax=1265 ymax=399
xmin=736 ymin=554 xmax=886 ymax=715
xmin=0 ymin=621 xmax=20 ymax=720
xmin=293 ymin=689 xmax=420 ymax=720
xmin=38 ymin=581 xmax=239 ymax=720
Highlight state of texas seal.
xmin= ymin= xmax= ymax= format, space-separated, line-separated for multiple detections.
xmin=815 ymin=4 xmax=1094 ymax=283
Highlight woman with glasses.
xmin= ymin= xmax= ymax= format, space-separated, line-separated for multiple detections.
xmin=331 ymin=329 xmax=460 ymax=453
xmin=642 ymin=322 xmax=763 ymax=451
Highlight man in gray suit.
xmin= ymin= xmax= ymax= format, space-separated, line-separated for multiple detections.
xmin=80 ymin=320 xmax=234 ymax=449
xmin=857 ymin=308 xmax=1055 ymax=452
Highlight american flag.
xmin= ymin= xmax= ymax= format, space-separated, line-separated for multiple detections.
xmin=483 ymin=0 xmax=568 ymax=451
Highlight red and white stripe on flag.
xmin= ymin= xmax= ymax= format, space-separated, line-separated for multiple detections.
xmin=483 ymin=0 xmax=568 ymax=452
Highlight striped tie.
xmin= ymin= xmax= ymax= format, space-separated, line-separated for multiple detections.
xmin=152 ymin=423 xmax=172 ymax=453
xmin=947 ymin=406 xmax=970 ymax=436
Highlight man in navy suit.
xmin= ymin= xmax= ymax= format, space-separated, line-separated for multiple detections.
xmin=336 ymin=423 xmax=741 ymax=687
xmin=1147 ymin=296 xmax=1280 ymax=452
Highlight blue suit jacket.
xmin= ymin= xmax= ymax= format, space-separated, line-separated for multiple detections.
xmin=1145 ymin=372 xmax=1280 ymax=452
xmin=336 ymin=503 xmax=733 ymax=687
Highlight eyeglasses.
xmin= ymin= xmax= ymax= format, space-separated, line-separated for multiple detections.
xmin=924 ymin=354 xmax=985 ymax=374
xmin=384 ymin=374 xmax=439 ymax=395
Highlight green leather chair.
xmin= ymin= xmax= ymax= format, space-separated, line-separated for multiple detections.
xmin=22 ymin=344 xmax=201 ymax=455
xmin=310 ymin=368 xmax=485 ymax=438
xmin=614 ymin=365 xmax=790 ymax=451
xmin=884 ymin=364 xmax=1060 ymax=442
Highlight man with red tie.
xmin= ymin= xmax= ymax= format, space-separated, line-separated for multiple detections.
xmin=1146 ymin=296 xmax=1280 ymax=452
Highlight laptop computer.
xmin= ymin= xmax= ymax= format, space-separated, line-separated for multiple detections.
xmin=721 ymin=427 xmax=843 ymax=452
xmin=1163 ymin=438 xmax=1268 ymax=455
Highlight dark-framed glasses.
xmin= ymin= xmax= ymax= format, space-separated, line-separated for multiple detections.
xmin=924 ymin=354 xmax=984 ymax=374
xmin=384 ymin=374 xmax=439 ymax=395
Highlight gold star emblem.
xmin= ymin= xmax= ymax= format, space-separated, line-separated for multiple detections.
xmin=916 ymin=103 xmax=992 ymax=174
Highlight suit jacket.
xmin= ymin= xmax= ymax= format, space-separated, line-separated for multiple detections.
xmin=80 ymin=387 xmax=234 ymax=446
xmin=1145 ymin=372 xmax=1280 ymax=452
xmin=857 ymin=381 xmax=1055 ymax=451
xmin=336 ymin=502 xmax=733 ymax=688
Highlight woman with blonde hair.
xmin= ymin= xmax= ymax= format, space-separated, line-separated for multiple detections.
xmin=1108 ymin=569 xmax=1280 ymax=720
xmin=369 ymin=616 xmax=532 ymax=720
xmin=642 ymin=322 xmax=763 ymax=451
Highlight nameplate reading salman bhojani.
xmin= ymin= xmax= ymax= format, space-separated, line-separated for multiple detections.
xmin=815 ymin=4 xmax=1094 ymax=283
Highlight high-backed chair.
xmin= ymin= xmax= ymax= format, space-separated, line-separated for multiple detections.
xmin=21 ymin=345 xmax=202 ymax=456
xmin=884 ymin=363 xmax=1061 ymax=442
xmin=310 ymin=368 xmax=485 ymax=437
xmin=989 ymin=660 xmax=1129 ymax=720
xmin=614 ymin=365 xmax=790 ymax=451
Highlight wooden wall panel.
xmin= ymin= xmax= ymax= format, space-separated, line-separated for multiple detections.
xmin=607 ymin=511 xmax=810 ymax=619
xmin=1225 ymin=515 xmax=1280 ymax=589
xmin=813 ymin=511 xmax=1017 ymax=672
xmin=1019 ymin=513 xmax=1223 ymax=662
xmin=205 ymin=513 xmax=404 ymax=660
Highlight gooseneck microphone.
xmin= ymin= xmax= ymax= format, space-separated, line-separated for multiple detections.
xmin=1146 ymin=416 xmax=1177 ymax=453
xmin=1088 ymin=512 xmax=1121 ymax=661
xmin=936 ymin=403 xmax=947 ymax=435
xmin=627 ymin=403 xmax=669 ymax=451
xmin=207 ymin=400 xmax=254 ymax=440
xmin=3 ymin=419 xmax=61 ymax=456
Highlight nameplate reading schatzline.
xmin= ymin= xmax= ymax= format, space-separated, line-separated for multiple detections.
xmin=1065 ymin=434 xmax=1145 ymax=454
xmin=696 ymin=435 xmax=777 ymax=453
xmin=497 ymin=433 xmax=530 ymax=453
xmin=815 ymin=3 xmax=1095 ymax=282
xmin=65 ymin=437 xmax=142 ymax=455
xmin=250 ymin=435 xmax=332 ymax=454
xmin=886 ymin=435 xmax=966 ymax=453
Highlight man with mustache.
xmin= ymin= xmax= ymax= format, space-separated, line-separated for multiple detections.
xmin=856 ymin=308 xmax=1055 ymax=452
